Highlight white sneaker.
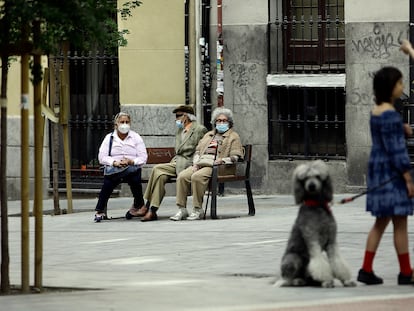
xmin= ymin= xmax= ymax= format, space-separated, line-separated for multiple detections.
xmin=187 ymin=208 xmax=204 ymax=220
xmin=169 ymin=208 xmax=189 ymax=221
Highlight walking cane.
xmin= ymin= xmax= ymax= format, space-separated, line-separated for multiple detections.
xmin=203 ymin=176 xmax=213 ymax=220
xmin=204 ymin=141 xmax=221 ymax=219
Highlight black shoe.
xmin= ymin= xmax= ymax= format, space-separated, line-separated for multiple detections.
xmin=398 ymin=272 xmax=414 ymax=285
xmin=141 ymin=206 xmax=158 ymax=222
xmin=357 ymin=269 xmax=383 ymax=285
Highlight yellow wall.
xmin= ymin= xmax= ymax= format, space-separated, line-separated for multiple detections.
xmin=1 ymin=56 xmax=49 ymax=116
xmin=118 ymin=0 xmax=186 ymax=105
xmin=2 ymin=58 xmax=34 ymax=116
xmin=2 ymin=1 xmax=187 ymax=113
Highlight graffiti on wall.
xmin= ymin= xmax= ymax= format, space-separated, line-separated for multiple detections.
xmin=348 ymin=88 xmax=373 ymax=106
xmin=229 ymin=53 xmax=261 ymax=106
xmin=351 ymin=24 xmax=404 ymax=59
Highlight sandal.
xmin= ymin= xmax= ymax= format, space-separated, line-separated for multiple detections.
xmin=94 ymin=212 xmax=106 ymax=223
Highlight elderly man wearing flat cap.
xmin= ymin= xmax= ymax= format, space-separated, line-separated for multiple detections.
xmin=125 ymin=105 xmax=207 ymax=221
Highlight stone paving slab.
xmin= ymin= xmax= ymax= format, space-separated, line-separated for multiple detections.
xmin=2 ymin=194 xmax=414 ymax=310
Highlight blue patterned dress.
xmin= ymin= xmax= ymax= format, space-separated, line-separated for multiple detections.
xmin=366 ymin=110 xmax=414 ymax=217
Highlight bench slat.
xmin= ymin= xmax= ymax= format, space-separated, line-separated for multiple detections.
xmin=146 ymin=147 xmax=175 ymax=164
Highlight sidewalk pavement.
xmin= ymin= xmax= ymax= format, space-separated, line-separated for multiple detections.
xmin=2 ymin=194 xmax=414 ymax=310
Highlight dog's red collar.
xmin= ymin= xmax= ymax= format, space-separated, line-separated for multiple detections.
xmin=303 ymin=200 xmax=331 ymax=213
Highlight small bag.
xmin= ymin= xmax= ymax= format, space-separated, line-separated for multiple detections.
xmin=102 ymin=133 xmax=137 ymax=179
xmin=103 ymin=165 xmax=139 ymax=180
xmin=196 ymin=154 xmax=215 ymax=167
xmin=103 ymin=165 xmax=129 ymax=176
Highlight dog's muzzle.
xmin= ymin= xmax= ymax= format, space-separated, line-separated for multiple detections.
xmin=304 ymin=178 xmax=322 ymax=194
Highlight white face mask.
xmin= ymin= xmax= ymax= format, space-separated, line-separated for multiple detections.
xmin=118 ymin=123 xmax=130 ymax=134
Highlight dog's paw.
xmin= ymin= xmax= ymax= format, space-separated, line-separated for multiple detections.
xmin=321 ymin=280 xmax=335 ymax=288
xmin=308 ymin=256 xmax=333 ymax=282
xmin=273 ymin=279 xmax=288 ymax=287
xmin=274 ymin=278 xmax=306 ymax=287
xmin=342 ymin=280 xmax=357 ymax=287
xmin=292 ymin=278 xmax=306 ymax=286
xmin=274 ymin=279 xmax=296 ymax=287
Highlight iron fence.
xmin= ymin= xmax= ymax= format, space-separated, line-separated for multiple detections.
xmin=49 ymin=50 xmax=119 ymax=188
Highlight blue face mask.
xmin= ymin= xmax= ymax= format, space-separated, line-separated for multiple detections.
xmin=176 ymin=120 xmax=184 ymax=129
xmin=216 ymin=123 xmax=229 ymax=133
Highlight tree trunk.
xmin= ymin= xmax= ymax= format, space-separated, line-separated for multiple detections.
xmin=33 ymin=20 xmax=43 ymax=290
xmin=0 ymin=55 xmax=10 ymax=294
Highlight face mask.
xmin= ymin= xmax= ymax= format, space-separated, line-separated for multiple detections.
xmin=176 ymin=120 xmax=184 ymax=129
xmin=216 ymin=123 xmax=229 ymax=133
xmin=118 ymin=123 xmax=130 ymax=134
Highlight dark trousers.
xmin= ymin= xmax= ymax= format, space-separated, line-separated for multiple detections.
xmin=95 ymin=168 xmax=144 ymax=213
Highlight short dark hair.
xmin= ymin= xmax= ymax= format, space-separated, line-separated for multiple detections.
xmin=373 ymin=66 xmax=402 ymax=105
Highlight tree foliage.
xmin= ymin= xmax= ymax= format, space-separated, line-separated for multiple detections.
xmin=0 ymin=0 xmax=142 ymax=57
xmin=0 ymin=0 xmax=141 ymax=294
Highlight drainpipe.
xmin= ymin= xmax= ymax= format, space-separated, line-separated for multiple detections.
xmin=195 ymin=0 xmax=202 ymax=123
xmin=184 ymin=0 xmax=190 ymax=105
xmin=410 ymin=2 xmax=414 ymax=103
xmin=201 ymin=0 xmax=212 ymax=129
xmin=216 ymin=0 xmax=224 ymax=107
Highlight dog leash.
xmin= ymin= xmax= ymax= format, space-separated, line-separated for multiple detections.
xmin=338 ymin=174 xmax=401 ymax=204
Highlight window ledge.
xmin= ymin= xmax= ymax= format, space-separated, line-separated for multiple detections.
xmin=266 ymin=73 xmax=345 ymax=88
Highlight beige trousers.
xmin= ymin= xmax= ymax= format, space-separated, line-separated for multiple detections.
xmin=176 ymin=166 xmax=213 ymax=209
xmin=144 ymin=162 xmax=177 ymax=208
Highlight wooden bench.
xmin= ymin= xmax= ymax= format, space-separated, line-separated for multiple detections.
xmin=61 ymin=148 xmax=177 ymax=189
xmin=75 ymin=145 xmax=255 ymax=219
xmin=145 ymin=145 xmax=255 ymax=219
xmin=143 ymin=147 xmax=176 ymax=183
xmin=209 ymin=144 xmax=255 ymax=219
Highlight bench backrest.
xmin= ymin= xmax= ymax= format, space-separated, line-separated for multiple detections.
xmin=146 ymin=147 xmax=175 ymax=164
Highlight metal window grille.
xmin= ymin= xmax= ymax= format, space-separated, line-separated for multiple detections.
xmin=49 ymin=50 xmax=120 ymax=188
xmin=267 ymin=0 xmax=346 ymax=160
xmin=397 ymin=95 xmax=414 ymax=163
xmin=269 ymin=0 xmax=345 ymax=73
xmin=268 ymin=86 xmax=346 ymax=160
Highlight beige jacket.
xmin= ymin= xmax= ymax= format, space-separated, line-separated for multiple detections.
xmin=194 ymin=128 xmax=244 ymax=175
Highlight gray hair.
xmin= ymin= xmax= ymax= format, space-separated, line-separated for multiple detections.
xmin=113 ymin=112 xmax=131 ymax=125
xmin=211 ymin=107 xmax=234 ymax=127
xmin=187 ymin=113 xmax=197 ymax=121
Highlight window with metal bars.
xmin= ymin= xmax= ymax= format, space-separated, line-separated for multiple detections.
xmin=269 ymin=0 xmax=345 ymax=73
xmin=267 ymin=0 xmax=346 ymax=160
xmin=268 ymin=85 xmax=346 ymax=160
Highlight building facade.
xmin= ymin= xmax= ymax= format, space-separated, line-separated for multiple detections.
xmin=1 ymin=0 xmax=411 ymax=200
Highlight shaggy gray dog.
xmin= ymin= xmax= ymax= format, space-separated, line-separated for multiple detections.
xmin=276 ymin=160 xmax=356 ymax=288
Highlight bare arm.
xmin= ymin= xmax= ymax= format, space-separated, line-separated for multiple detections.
xmin=400 ymin=39 xmax=414 ymax=59
xmin=403 ymin=170 xmax=414 ymax=198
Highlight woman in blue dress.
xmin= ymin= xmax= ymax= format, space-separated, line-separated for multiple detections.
xmin=357 ymin=66 xmax=414 ymax=285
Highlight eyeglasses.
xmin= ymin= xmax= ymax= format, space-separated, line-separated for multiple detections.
xmin=215 ymin=119 xmax=228 ymax=123
xmin=176 ymin=114 xmax=184 ymax=118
